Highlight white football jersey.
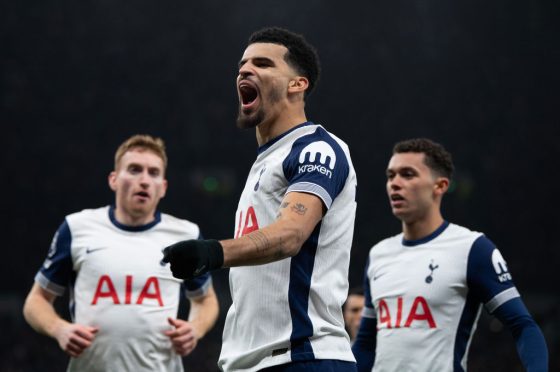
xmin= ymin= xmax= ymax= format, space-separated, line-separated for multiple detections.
xmin=219 ymin=122 xmax=358 ymax=372
xmin=362 ymin=221 xmax=519 ymax=372
xmin=35 ymin=206 xmax=211 ymax=372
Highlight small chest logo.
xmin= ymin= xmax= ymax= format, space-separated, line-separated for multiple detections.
xmin=425 ymin=260 xmax=439 ymax=284
xmin=254 ymin=167 xmax=266 ymax=191
xmin=86 ymin=247 xmax=107 ymax=254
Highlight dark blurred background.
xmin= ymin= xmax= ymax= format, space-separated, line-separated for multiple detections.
xmin=1 ymin=0 xmax=558 ymax=371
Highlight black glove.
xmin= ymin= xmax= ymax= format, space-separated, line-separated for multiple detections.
xmin=161 ymin=239 xmax=224 ymax=280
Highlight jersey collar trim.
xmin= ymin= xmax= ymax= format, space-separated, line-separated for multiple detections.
xmin=257 ymin=121 xmax=314 ymax=155
xmin=402 ymin=220 xmax=450 ymax=246
xmin=108 ymin=205 xmax=162 ymax=232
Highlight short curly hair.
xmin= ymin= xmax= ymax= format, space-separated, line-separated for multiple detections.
xmin=393 ymin=138 xmax=454 ymax=179
xmin=248 ymin=27 xmax=321 ymax=97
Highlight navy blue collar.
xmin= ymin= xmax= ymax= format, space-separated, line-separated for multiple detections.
xmin=402 ymin=221 xmax=449 ymax=246
xmin=108 ymin=205 xmax=161 ymax=232
xmin=257 ymin=121 xmax=314 ymax=155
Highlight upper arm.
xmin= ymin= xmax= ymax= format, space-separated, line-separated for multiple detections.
xmin=467 ymin=235 xmax=520 ymax=313
xmin=27 ymin=282 xmax=58 ymax=305
xmin=362 ymin=257 xmax=376 ymax=319
xmin=282 ymin=128 xmax=350 ymax=211
xmin=35 ymin=220 xmax=74 ymax=296
xmin=275 ymin=191 xmax=324 ymax=241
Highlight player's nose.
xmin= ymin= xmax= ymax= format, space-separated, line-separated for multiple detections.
xmin=139 ymin=171 xmax=151 ymax=186
xmin=238 ymin=62 xmax=254 ymax=78
xmin=388 ymin=177 xmax=402 ymax=190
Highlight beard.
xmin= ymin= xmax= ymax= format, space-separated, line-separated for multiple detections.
xmin=236 ymin=85 xmax=283 ymax=129
xmin=236 ymin=106 xmax=265 ymax=129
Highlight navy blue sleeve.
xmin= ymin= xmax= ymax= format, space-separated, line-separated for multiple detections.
xmin=467 ymin=235 xmax=518 ymax=308
xmin=362 ymin=258 xmax=375 ymax=313
xmin=493 ymin=297 xmax=549 ymax=371
xmin=352 ymin=258 xmax=377 ymax=371
xmin=353 ymin=316 xmax=377 ymax=372
xmin=469 ymin=236 xmax=548 ymax=370
xmin=35 ymin=220 xmax=73 ymax=296
xmin=282 ymin=127 xmax=349 ymax=209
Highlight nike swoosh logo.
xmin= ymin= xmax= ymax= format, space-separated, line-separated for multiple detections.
xmin=373 ymin=273 xmax=386 ymax=281
xmin=86 ymin=247 xmax=107 ymax=254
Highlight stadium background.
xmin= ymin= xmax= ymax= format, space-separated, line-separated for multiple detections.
xmin=1 ymin=1 xmax=558 ymax=371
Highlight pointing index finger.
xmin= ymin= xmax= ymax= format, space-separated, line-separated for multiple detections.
xmin=161 ymin=246 xmax=172 ymax=264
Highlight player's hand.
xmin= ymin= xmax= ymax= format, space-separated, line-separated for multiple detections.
xmin=161 ymin=239 xmax=224 ymax=280
xmin=53 ymin=321 xmax=99 ymax=358
xmin=164 ymin=317 xmax=199 ymax=356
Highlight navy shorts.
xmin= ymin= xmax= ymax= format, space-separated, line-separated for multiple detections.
xmin=260 ymin=360 xmax=357 ymax=372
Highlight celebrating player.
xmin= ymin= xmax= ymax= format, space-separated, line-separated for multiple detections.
xmin=162 ymin=27 xmax=358 ymax=371
xmin=23 ymin=134 xmax=219 ymax=371
xmin=352 ymin=138 xmax=548 ymax=371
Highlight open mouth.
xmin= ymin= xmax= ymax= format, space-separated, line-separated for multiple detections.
xmin=135 ymin=191 xmax=150 ymax=199
xmin=238 ymin=81 xmax=259 ymax=108
xmin=390 ymin=194 xmax=404 ymax=201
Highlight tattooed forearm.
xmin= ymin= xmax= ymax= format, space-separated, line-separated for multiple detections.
xmin=247 ymin=230 xmax=271 ymax=253
xmin=247 ymin=230 xmax=285 ymax=259
xmin=291 ymin=203 xmax=307 ymax=215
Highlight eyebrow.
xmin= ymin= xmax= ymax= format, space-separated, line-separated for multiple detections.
xmin=238 ymin=56 xmax=275 ymax=68
xmin=386 ymin=166 xmax=417 ymax=174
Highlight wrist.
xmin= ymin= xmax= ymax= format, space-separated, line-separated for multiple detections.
xmin=206 ymin=239 xmax=224 ymax=270
xmin=49 ymin=318 xmax=69 ymax=339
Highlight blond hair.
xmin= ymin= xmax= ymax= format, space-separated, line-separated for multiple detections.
xmin=114 ymin=134 xmax=168 ymax=170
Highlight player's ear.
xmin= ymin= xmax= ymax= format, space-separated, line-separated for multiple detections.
xmin=434 ymin=177 xmax=449 ymax=195
xmin=108 ymin=171 xmax=117 ymax=191
xmin=288 ymin=76 xmax=309 ymax=94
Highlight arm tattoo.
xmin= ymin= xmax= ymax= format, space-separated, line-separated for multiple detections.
xmin=291 ymin=203 xmax=307 ymax=216
xmin=247 ymin=231 xmax=284 ymax=259
xmin=247 ymin=230 xmax=271 ymax=253
xmin=280 ymin=202 xmax=290 ymax=209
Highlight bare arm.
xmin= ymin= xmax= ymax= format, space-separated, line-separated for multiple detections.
xmin=221 ymin=191 xmax=324 ymax=267
xmin=164 ymin=285 xmax=219 ymax=356
xmin=23 ymin=283 xmax=98 ymax=357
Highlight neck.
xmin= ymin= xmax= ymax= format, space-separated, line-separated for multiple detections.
xmin=256 ymin=105 xmax=307 ymax=146
xmin=114 ymin=206 xmax=155 ymax=227
xmin=402 ymin=211 xmax=445 ymax=241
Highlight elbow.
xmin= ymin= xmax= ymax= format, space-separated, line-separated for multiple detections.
xmin=22 ymin=294 xmax=33 ymax=324
xmin=281 ymin=226 xmax=307 ymax=257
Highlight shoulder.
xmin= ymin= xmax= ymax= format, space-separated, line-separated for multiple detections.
xmin=159 ymin=213 xmax=201 ymax=238
xmin=65 ymin=206 xmax=109 ymax=229
xmin=446 ymin=223 xmax=483 ymax=239
xmin=445 ymin=223 xmax=497 ymax=255
xmin=292 ymin=124 xmax=350 ymax=155
xmin=283 ymin=124 xmax=352 ymax=178
xmin=369 ymin=233 xmax=402 ymax=258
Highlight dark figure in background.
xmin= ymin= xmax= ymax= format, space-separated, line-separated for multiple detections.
xmin=344 ymin=287 xmax=365 ymax=344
